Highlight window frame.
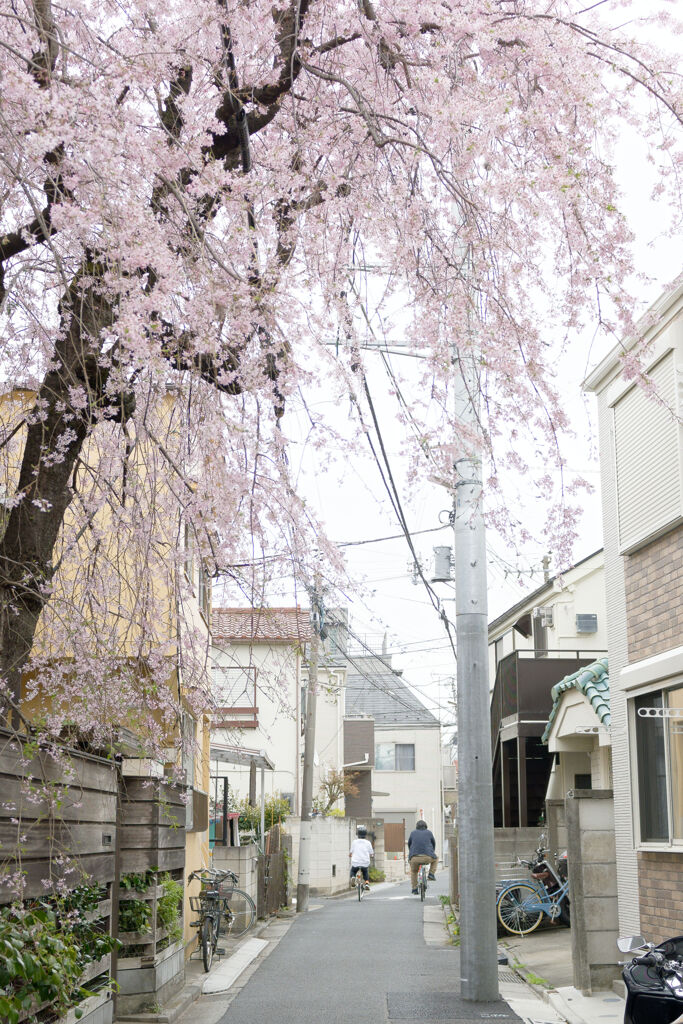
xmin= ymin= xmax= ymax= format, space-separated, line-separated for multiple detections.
xmin=632 ymin=680 xmax=683 ymax=849
xmin=374 ymin=741 xmax=416 ymax=772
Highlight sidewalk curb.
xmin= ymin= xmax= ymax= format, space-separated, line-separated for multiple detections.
xmin=501 ymin=941 xmax=563 ymax=1014
xmin=116 ymin=918 xmax=274 ymax=1023
xmin=545 ymin=989 xmax=588 ymax=1024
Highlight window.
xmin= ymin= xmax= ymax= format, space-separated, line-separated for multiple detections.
xmin=634 ymin=686 xmax=683 ymax=843
xmin=211 ymin=665 xmax=258 ymax=728
xmin=183 ymin=523 xmax=194 ymax=580
xmin=375 ymin=742 xmax=415 ymax=771
xmin=198 ymin=561 xmax=211 ymax=622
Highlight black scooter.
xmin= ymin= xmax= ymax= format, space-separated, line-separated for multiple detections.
xmin=618 ymin=934 xmax=683 ymax=1024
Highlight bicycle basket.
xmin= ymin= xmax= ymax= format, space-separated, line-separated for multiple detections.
xmin=218 ymin=881 xmax=236 ymax=898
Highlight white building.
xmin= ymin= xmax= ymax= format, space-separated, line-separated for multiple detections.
xmin=488 ymin=550 xmax=608 ymax=828
xmin=344 ymin=648 xmax=443 ymax=861
xmin=210 ymin=607 xmax=346 ymax=814
xmin=585 ymin=281 xmax=683 ymax=943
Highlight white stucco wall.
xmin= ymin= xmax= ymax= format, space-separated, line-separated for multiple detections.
xmin=210 ymin=640 xmax=302 ymax=810
xmin=488 ymin=551 xmax=608 ymax=687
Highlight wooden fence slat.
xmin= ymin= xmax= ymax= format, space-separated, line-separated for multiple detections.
xmin=119 ymin=825 xmax=184 ymax=851
xmin=0 ymin=776 xmax=117 ymax=824
xmin=119 ymin=848 xmax=185 ymax=873
xmin=0 ymin=852 xmax=116 ymax=902
xmin=0 ymin=743 xmax=117 ymax=794
xmin=120 ymin=778 xmax=184 ymax=807
xmin=0 ymin=822 xmax=116 ymax=858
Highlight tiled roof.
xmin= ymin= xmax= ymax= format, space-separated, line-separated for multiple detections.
xmin=212 ymin=607 xmax=311 ymax=644
xmin=541 ymin=657 xmax=610 ymax=744
xmin=345 ymin=654 xmax=439 ymax=728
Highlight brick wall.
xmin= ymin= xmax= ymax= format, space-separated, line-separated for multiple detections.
xmin=624 ymin=523 xmax=683 ymax=663
xmin=638 ymin=851 xmax=683 ymax=942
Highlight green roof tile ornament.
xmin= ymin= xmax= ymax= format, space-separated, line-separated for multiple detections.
xmin=541 ymin=657 xmax=609 ymax=744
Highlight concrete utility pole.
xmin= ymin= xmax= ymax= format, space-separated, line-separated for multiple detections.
xmin=453 ymin=350 xmax=499 ymax=1002
xmin=296 ymin=588 xmax=321 ymax=914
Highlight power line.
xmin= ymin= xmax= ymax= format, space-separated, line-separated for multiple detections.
xmin=357 ymin=375 xmax=458 ymax=661
xmin=338 ymin=524 xmax=450 ymax=547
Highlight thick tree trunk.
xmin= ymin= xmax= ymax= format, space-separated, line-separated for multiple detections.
xmin=0 ymin=269 xmax=121 ymax=718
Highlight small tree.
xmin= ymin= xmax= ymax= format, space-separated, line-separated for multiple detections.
xmin=236 ymin=794 xmax=291 ymax=836
xmin=313 ymin=770 xmax=359 ymax=817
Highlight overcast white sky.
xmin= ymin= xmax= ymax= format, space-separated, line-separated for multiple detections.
xmin=223 ymin=3 xmax=683 ymax=728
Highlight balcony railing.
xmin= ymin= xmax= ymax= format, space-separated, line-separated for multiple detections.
xmin=490 ymin=648 xmax=606 ymax=753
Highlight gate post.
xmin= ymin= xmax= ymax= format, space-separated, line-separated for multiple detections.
xmin=566 ymin=789 xmax=619 ymax=994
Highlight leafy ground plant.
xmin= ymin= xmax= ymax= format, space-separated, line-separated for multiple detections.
xmin=0 ymin=903 xmax=87 ymax=1024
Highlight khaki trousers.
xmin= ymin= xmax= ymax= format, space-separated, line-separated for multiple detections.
xmin=410 ymin=854 xmax=438 ymax=887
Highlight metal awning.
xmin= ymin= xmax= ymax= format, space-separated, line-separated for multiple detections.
xmin=210 ymin=743 xmax=275 ymax=771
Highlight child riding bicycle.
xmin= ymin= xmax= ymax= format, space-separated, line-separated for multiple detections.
xmin=349 ymin=823 xmax=373 ymax=891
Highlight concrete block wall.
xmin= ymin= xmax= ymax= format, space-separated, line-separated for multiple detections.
xmin=285 ymin=817 xmax=355 ymax=896
xmin=547 ymin=799 xmax=568 ymax=860
xmin=493 ymin=827 xmax=540 ymax=882
xmin=638 ymin=850 xmax=683 ymax=942
xmin=212 ymin=842 xmax=260 ymax=905
xmin=310 ymin=817 xmax=355 ymax=894
xmin=566 ymin=790 xmax=619 ymax=994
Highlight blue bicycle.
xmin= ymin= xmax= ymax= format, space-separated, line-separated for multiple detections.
xmin=496 ymin=839 xmax=570 ymax=936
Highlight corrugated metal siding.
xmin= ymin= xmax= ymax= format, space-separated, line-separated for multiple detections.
xmin=600 ymin=385 xmax=641 ymax=933
xmin=614 ymin=351 xmax=681 ymax=552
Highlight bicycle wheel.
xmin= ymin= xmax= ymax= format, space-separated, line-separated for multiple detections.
xmin=497 ymin=883 xmax=544 ymax=936
xmin=201 ymin=916 xmax=214 ymax=971
xmin=223 ymin=888 xmax=256 ymax=937
xmin=420 ymin=875 xmax=426 ymax=901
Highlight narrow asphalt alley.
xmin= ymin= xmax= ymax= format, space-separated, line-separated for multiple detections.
xmin=177 ymin=874 xmax=564 ymax=1024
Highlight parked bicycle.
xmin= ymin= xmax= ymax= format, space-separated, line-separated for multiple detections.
xmin=496 ymin=835 xmax=570 ymax=936
xmin=418 ymin=863 xmax=428 ymax=902
xmin=188 ymin=867 xmax=256 ymax=971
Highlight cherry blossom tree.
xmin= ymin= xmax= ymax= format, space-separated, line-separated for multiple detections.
xmin=0 ymin=0 xmax=681 ymax=746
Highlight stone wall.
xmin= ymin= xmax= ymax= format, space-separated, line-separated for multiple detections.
xmin=624 ymin=523 xmax=683 ymax=662
xmin=566 ymin=790 xmax=619 ymax=994
xmin=637 ymin=850 xmax=683 ymax=942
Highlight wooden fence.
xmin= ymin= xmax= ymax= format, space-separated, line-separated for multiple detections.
xmin=0 ymin=728 xmax=117 ymax=904
xmin=118 ymin=775 xmax=185 ymax=873
xmin=0 ymin=733 xmax=189 ymax=1020
xmin=257 ymin=825 xmax=287 ymax=917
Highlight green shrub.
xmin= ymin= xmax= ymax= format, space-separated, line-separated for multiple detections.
xmin=157 ymin=874 xmax=183 ymax=944
xmin=368 ymin=866 xmax=385 ymax=883
xmin=118 ymin=898 xmax=151 ymax=935
xmin=236 ymin=794 xmax=290 ymax=835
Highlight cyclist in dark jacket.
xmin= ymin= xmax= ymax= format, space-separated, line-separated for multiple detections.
xmin=407 ymin=819 xmax=438 ymax=894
